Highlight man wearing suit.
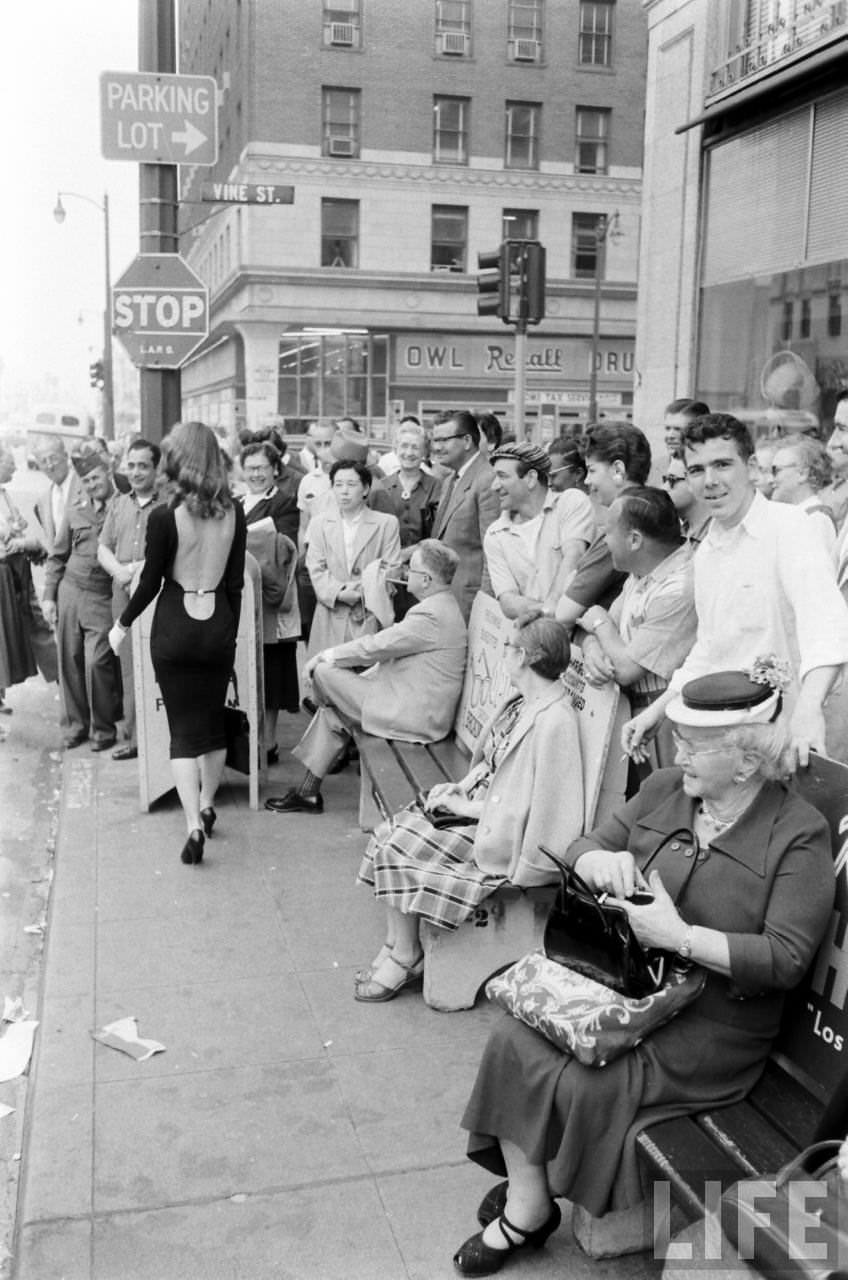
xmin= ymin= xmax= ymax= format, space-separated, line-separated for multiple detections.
xmin=265 ymin=539 xmax=467 ymax=813
xmin=430 ymin=411 xmax=500 ymax=620
xmin=33 ymin=435 xmax=81 ymax=555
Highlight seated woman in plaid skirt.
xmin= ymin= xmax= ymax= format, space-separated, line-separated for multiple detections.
xmin=354 ymin=616 xmax=585 ymax=1003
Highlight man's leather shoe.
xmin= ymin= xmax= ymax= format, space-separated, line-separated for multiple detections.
xmin=112 ymin=744 xmax=138 ymax=761
xmin=264 ymin=790 xmax=324 ymax=814
xmin=90 ymin=737 xmax=118 ymax=753
xmin=62 ymin=732 xmax=88 ymax=749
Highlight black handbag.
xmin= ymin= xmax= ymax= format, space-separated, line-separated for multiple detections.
xmin=539 ymin=828 xmax=698 ymax=999
xmin=224 ymin=672 xmax=251 ymax=774
xmin=719 ymin=1140 xmax=848 ymax=1280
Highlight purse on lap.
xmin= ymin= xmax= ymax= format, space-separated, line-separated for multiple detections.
xmin=485 ymin=832 xmax=706 ymax=1066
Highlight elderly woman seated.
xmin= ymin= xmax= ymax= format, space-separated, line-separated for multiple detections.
xmin=451 ymin=669 xmax=835 ymax=1276
xmin=354 ymin=617 xmax=585 ymax=1004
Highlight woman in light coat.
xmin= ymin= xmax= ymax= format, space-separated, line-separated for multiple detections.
xmin=305 ymin=459 xmax=400 ymax=659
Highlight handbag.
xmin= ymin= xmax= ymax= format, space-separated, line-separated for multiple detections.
xmin=719 ymin=1140 xmax=848 ymax=1280
xmin=539 ymin=831 xmax=699 ymax=997
xmin=224 ymin=672 xmax=251 ymax=774
xmin=486 ymin=949 xmax=705 ymax=1067
xmin=484 ymin=830 xmax=706 ymax=1065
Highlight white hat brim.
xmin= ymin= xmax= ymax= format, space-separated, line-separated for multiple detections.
xmin=666 ymin=689 xmax=780 ymax=728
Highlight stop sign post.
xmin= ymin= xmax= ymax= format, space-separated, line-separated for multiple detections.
xmin=112 ymin=254 xmax=209 ymax=369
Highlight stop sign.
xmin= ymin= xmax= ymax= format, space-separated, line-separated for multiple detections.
xmin=112 ymin=253 xmax=209 ymax=369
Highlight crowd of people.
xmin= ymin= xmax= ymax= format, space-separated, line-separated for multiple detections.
xmin=3 ymin=397 xmax=848 ymax=1273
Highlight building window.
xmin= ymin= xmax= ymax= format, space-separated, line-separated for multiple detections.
xmin=433 ymin=96 xmax=469 ymax=164
xmin=578 ymin=1 xmax=613 ymax=67
xmin=781 ymin=300 xmax=793 ymax=342
xmin=278 ymin=332 xmax=388 ymax=425
xmin=572 ymin=213 xmax=603 ymax=278
xmin=503 ymin=208 xmax=539 ymax=241
xmin=434 ymin=0 xmax=471 ymax=56
xmin=321 ymin=198 xmax=359 ymax=267
xmin=829 ymin=293 xmax=843 ymax=339
xmin=322 ymin=0 xmax=362 ymax=48
xmin=575 ymin=107 xmax=610 ymax=174
xmin=800 ymin=297 xmax=811 ymax=340
xmin=322 ymin=87 xmax=360 ymax=157
xmin=505 ymin=101 xmax=540 ymax=169
xmin=431 ymin=205 xmax=468 ymax=272
xmin=508 ymin=0 xmax=543 ymax=62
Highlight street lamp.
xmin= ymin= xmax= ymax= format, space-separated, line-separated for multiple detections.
xmin=53 ymin=191 xmax=114 ymax=440
xmin=588 ymin=210 xmax=622 ymax=427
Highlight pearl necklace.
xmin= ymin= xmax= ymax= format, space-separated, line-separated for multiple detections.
xmin=698 ymin=790 xmax=756 ymax=833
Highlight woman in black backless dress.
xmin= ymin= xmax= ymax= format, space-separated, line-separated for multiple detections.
xmin=110 ymin=422 xmax=246 ymax=865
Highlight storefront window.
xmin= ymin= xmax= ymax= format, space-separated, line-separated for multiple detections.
xmin=697 ymin=90 xmax=848 ymax=434
xmin=276 ymin=333 xmax=389 ymax=427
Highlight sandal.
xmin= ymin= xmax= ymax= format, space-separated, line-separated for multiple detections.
xmin=354 ymin=943 xmax=394 ymax=983
xmin=453 ymin=1205 xmax=562 ymax=1276
xmin=353 ymin=951 xmax=424 ymax=1003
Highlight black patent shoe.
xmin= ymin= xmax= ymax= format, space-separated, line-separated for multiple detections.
xmin=181 ymin=829 xmax=205 ymax=865
xmin=453 ymin=1205 xmax=562 ymax=1276
xmin=200 ymin=806 xmax=216 ymax=838
xmin=476 ymin=1181 xmax=509 ymax=1228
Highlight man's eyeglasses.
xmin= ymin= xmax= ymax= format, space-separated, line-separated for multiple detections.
xmin=662 ymin=474 xmax=687 ymax=488
xmin=771 ymin=463 xmax=798 ymax=476
xmin=549 ymin=463 xmax=576 ymax=476
xmin=431 ymin=434 xmax=467 ymax=447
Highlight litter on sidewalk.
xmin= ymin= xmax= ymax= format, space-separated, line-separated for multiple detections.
xmin=0 ymin=1021 xmax=38 ymax=1083
xmin=91 ymin=1016 xmax=166 ymax=1062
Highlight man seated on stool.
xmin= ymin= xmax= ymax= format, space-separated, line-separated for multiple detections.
xmin=265 ymin=539 xmax=468 ymax=814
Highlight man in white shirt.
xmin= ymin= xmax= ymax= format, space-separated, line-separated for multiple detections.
xmin=33 ymin=436 xmax=80 ymax=555
xmin=484 ymin=441 xmax=595 ymax=620
xmin=624 ymin=413 xmax=848 ymax=767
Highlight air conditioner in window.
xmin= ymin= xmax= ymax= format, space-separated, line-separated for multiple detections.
xmin=438 ymin=30 xmax=470 ymax=55
xmin=328 ymin=135 xmax=356 ymax=156
xmin=329 ymin=21 xmax=357 ymax=45
xmin=514 ymin=38 xmax=540 ymax=61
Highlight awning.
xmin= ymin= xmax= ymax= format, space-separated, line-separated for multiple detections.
xmin=676 ymin=36 xmax=848 ymax=134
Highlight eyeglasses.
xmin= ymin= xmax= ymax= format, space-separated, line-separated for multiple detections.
xmin=662 ymin=474 xmax=687 ymax=487
xmin=670 ymin=730 xmax=730 ymax=762
xmin=549 ymin=464 xmax=576 ymax=476
xmin=431 ymin=434 xmax=467 ymax=447
xmin=771 ymin=463 xmax=798 ymax=476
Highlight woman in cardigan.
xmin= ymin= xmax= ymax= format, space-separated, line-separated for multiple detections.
xmin=452 ymin=668 xmax=834 ymax=1276
xmin=354 ymin=617 xmax=584 ymax=1004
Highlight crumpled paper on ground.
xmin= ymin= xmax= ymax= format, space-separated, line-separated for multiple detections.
xmin=91 ymin=1016 xmax=165 ymax=1062
xmin=0 ymin=1021 xmax=39 ymax=1082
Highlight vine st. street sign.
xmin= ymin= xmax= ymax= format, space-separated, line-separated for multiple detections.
xmin=112 ymin=255 xmax=209 ymax=369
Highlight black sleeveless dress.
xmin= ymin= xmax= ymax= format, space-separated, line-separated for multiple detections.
xmin=120 ymin=499 xmax=247 ymax=757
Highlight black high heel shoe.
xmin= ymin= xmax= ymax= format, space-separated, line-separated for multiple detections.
xmin=453 ymin=1204 xmax=561 ymax=1276
xmin=476 ymin=1181 xmax=509 ymax=1228
xmin=200 ymin=807 xmax=216 ymax=838
xmin=181 ymin=829 xmax=205 ymax=865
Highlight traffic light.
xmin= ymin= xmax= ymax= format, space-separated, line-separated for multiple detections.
xmin=523 ymin=242 xmax=546 ymax=325
xmin=476 ymin=246 xmax=508 ymax=320
xmin=89 ymin=359 xmax=105 ymax=390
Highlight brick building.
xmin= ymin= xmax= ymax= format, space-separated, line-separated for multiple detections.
xmin=177 ymin=0 xmax=648 ymax=443
xmin=635 ymin=0 xmax=848 ymax=448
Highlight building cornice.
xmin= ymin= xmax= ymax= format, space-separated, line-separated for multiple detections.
xmin=245 ymin=151 xmax=642 ymax=197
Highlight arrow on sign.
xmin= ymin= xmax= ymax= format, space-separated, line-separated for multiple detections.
xmin=172 ymin=120 xmax=207 ymax=157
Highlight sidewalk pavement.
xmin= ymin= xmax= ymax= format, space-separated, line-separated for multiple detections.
xmin=14 ymin=713 xmax=663 ymax=1280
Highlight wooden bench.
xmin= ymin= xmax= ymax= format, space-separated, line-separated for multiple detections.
xmin=354 ymin=592 xmax=629 ymax=1012
xmin=571 ymin=752 xmax=848 ymax=1266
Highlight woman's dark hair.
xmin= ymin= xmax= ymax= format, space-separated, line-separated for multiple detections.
xmin=329 ymin=458 xmax=372 ymax=492
xmin=239 ymin=440 xmax=281 ymax=474
xmin=161 ymin=421 xmax=232 ymax=518
xmin=584 ymin=422 xmax=651 ymax=484
xmin=476 ymin=411 xmax=503 ymax=449
xmin=516 ymin=617 xmax=572 ymax=681
xmin=681 ymin=413 xmax=755 ymax=462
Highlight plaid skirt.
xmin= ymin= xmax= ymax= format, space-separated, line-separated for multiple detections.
xmin=356 ymin=806 xmax=506 ymax=930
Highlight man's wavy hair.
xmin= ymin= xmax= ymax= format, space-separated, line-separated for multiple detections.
xmin=161 ymin=421 xmax=232 ymax=518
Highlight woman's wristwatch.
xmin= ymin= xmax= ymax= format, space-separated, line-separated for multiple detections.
xmin=677 ymin=925 xmax=694 ymax=960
